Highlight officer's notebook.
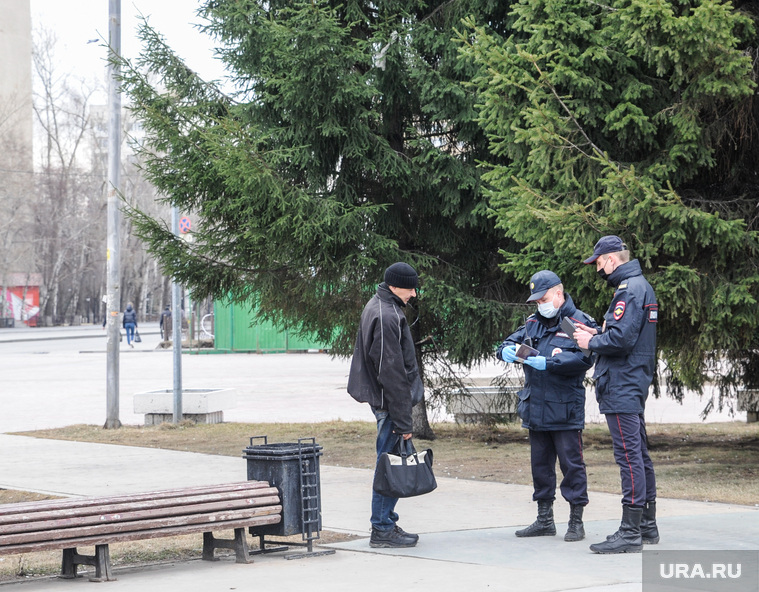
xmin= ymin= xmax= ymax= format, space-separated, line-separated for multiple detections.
xmin=560 ymin=317 xmax=591 ymax=357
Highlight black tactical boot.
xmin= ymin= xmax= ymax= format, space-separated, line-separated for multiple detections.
xmin=641 ymin=501 xmax=660 ymax=544
xmin=564 ymin=504 xmax=585 ymax=542
xmin=589 ymin=505 xmax=643 ymax=554
xmin=516 ymin=500 xmax=556 ymax=537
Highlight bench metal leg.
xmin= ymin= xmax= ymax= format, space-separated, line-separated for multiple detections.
xmin=61 ymin=548 xmax=78 ymax=579
xmin=61 ymin=545 xmax=116 ymax=582
xmin=203 ymin=529 xmax=252 ymax=564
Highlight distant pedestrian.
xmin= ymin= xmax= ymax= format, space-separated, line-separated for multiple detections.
xmin=122 ymin=303 xmax=138 ymax=348
xmin=347 ymin=262 xmax=423 ymax=549
xmin=159 ymin=305 xmax=171 ymax=341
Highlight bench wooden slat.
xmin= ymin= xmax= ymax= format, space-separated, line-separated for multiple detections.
xmin=0 ymin=487 xmax=279 ymax=533
xmin=0 ymin=504 xmax=282 ymax=547
xmin=0 ymin=481 xmax=270 ymax=517
xmin=0 ymin=481 xmax=285 ymax=578
xmin=0 ymin=492 xmax=281 ymax=536
xmin=0 ymin=513 xmax=282 ymax=555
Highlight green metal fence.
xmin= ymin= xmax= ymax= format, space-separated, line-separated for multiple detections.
xmin=213 ymin=299 xmax=328 ymax=353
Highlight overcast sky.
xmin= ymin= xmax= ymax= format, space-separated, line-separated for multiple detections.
xmin=30 ymin=0 xmax=226 ymax=98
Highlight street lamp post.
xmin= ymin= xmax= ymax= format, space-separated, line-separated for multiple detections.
xmin=104 ymin=0 xmax=122 ymax=429
xmin=172 ymin=207 xmax=182 ymax=424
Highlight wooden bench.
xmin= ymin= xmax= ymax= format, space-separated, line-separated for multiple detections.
xmin=0 ymin=481 xmax=282 ymax=582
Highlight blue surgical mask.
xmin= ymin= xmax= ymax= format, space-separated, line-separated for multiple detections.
xmin=537 ymin=301 xmax=559 ymax=318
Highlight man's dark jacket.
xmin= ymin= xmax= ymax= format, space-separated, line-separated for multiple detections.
xmin=589 ymin=259 xmax=658 ymax=415
xmin=347 ymin=283 xmax=423 ymax=434
xmin=496 ymin=295 xmax=595 ymax=431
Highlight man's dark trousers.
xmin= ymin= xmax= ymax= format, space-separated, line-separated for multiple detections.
xmin=605 ymin=413 xmax=657 ymax=506
xmin=371 ymin=410 xmax=401 ymax=530
xmin=530 ymin=429 xmax=589 ymax=504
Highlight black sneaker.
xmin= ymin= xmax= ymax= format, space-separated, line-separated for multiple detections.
xmin=370 ymin=527 xmax=418 ymax=548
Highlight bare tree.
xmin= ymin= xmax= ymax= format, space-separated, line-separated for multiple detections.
xmin=32 ymin=27 xmax=100 ymax=323
xmin=29 ymin=26 xmax=169 ymax=326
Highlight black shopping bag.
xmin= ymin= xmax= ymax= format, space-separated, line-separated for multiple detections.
xmin=134 ymin=330 xmax=142 ymax=343
xmin=372 ymin=438 xmax=437 ymax=498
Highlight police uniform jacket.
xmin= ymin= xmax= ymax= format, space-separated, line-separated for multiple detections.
xmin=347 ymin=283 xmax=423 ymax=434
xmin=589 ymin=259 xmax=658 ymax=415
xmin=496 ymin=295 xmax=596 ymax=431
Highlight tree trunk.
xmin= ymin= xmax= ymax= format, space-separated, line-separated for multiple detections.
xmin=412 ymin=398 xmax=435 ymax=441
xmin=139 ymin=262 xmax=151 ymax=318
xmin=410 ymin=305 xmax=435 ymax=441
xmin=159 ymin=274 xmax=171 ymax=312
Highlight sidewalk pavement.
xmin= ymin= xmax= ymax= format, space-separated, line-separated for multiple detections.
xmin=0 ymin=434 xmax=757 ymax=591
xmin=0 ymin=327 xmax=756 ymax=590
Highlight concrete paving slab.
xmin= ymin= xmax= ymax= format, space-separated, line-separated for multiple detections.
xmin=0 ymin=550 xmax=641 ymax=592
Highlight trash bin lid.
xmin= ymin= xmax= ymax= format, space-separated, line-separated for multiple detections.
xmin=242 ymin=441 xmax=323 ymax=461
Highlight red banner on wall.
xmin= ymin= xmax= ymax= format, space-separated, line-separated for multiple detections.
xmin=3 ymin=285 xmax=40 ymax=326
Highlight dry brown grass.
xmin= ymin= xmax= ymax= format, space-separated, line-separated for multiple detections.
xmin=14 ymin=419 xmax=759 ymax=505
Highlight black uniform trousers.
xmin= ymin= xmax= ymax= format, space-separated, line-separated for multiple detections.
xmin=605 ymin=413 xmax=657 ymax=507
xmin=529 ymin=429 xmax=589 ymax=505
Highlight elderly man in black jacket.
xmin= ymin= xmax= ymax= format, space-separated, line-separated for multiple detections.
xmin=348 ymin=262 xmax=423 ymax=549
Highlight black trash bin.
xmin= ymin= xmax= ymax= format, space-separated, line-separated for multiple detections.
xmin=242 ymin=436 xmax=323 ymax=537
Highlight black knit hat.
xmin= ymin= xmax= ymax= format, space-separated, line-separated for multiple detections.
xmin=384 ymin=262 xmax=418 ymax=289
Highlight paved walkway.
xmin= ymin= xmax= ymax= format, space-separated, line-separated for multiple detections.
xmin=0 ymin=326 xmax=756 ymax=590
xmin=0 ymin=435 xmax=757 ymax=591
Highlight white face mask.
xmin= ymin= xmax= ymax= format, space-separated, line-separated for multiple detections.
xmin=537 ymin=300 xmax=559 ymax=318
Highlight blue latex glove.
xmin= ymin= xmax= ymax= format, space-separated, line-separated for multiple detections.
xmin=524 ymin=356 xmax=547 ymax=371
xmin=501 ymin=345 xmax=518 ymax=363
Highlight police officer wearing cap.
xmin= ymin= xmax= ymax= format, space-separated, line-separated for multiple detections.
xmin=574 ymin=236 xmax=660 ymax=554
xmin=496 ymin=270 xmax=597 ymax=542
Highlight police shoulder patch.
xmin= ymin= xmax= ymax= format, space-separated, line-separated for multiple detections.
xmin=551 ymin=347 xmax=562 ymax=357
xmin=613 ymin=300 xmax=626 ymax=320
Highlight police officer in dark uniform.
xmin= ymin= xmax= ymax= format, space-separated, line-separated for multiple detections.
xmin=497 ymin=270 xmax=597 ymax=542
xmin=574 ymin=236 xmax=660 ymax=554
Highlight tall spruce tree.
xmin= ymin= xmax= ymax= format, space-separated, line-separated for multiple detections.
xmin=118 ymin=0 xmax=522 ymax=435
xmin=459 ymin=0 xmax=759 ymax=411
